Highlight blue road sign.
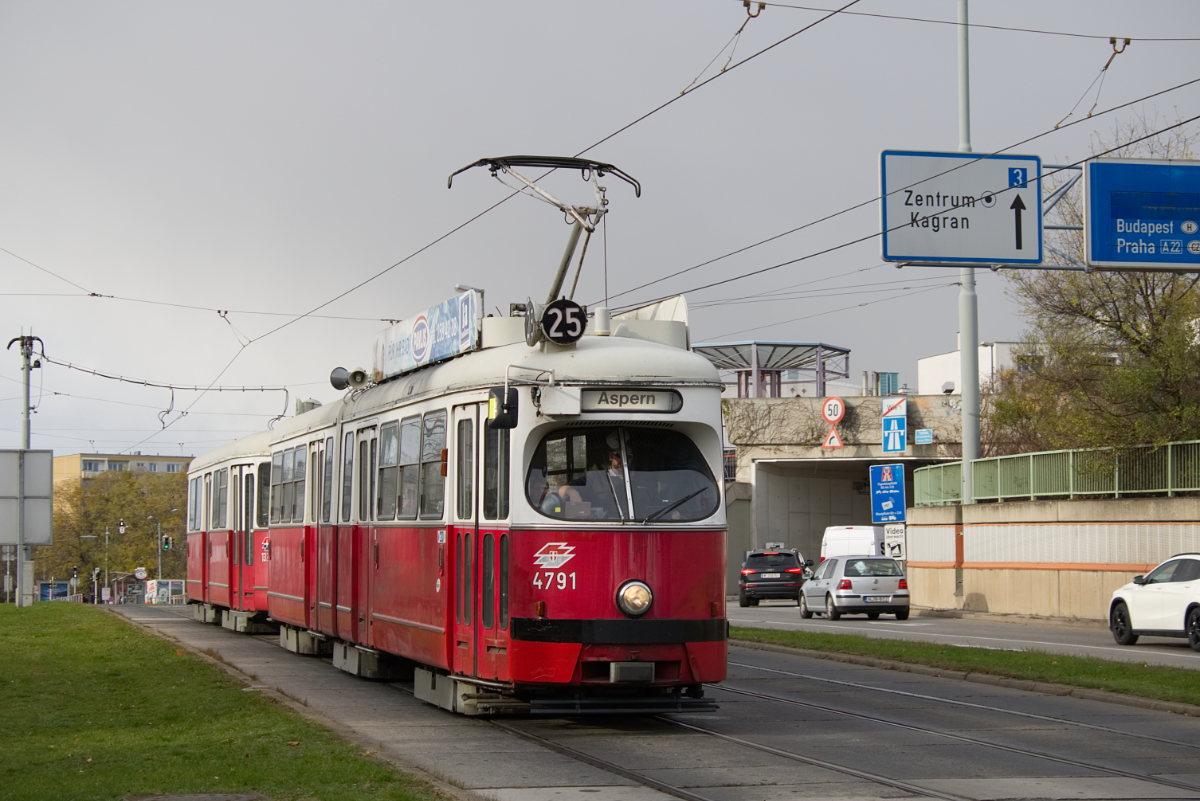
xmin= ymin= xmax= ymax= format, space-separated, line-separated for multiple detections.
xmin=914 ymin=428 xmax=933 ymax=445
xmin=1085 ymin=158 xmax=1200 ymax=270
xmin=870 ymin=464 xmax=906 ymax=524
xmin=882 ymin=416 xmax=907 ymax=453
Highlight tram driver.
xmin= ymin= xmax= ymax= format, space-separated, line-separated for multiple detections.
xmin=529 ymin=427 xmax=719 ymax=523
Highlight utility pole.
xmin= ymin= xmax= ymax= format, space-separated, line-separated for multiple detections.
xmin=7 ymin=333 xmax=42 ymax=608
xmin=957 ymin=0 xmax=979 ymax=506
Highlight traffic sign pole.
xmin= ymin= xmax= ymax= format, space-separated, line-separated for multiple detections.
xmin=958 ymin=0 xmax=978 ymax=506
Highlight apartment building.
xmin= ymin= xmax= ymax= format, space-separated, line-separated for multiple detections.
xmin=53 ymin=452 xmax=193 ymax=486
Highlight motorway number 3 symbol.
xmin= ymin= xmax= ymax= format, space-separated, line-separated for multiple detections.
xmin=542 ymin=299 xmax=586 ymax=345
xmin=821 ymin=396 xmax=846 ymax=425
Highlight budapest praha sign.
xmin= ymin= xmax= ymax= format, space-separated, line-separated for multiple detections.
xmin=880 ymin=150 xmax=1043 ymax=264
xmin=1085 ymin=158 xmax=1200 ymax=270
xmin=372 ymin=290 xmax=482 ymax=382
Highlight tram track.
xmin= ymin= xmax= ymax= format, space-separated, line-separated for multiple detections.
xmin=147 ymin=607 xmax=1198 ymax=801
xmin=696 ymin=679 xmax=1200 ymax=796
xmin=475 ymin=673 xmax=1200 ymax=801
xmin=727 ymin=658 xmax=1200 ymax=750
xmin=386 ymin=680 xmax=970 ymax=801
xmin=380 ymin=671 xmax=1200 ymax=801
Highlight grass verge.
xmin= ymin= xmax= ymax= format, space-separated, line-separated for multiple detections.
xmin=731 ymin=625 xmax=1200 ymax=708
xmin=0 ymin=603 xmax=448 ymax=801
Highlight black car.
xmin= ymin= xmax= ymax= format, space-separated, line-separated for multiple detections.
xmin=738 ymin=549 xmax=812 ymax=607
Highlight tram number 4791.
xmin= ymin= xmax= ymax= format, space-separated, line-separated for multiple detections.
xmin=533 ymin=571 xmax=577 ymax=590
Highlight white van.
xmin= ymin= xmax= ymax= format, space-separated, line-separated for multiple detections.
xmin=820 ymin=526 xmax=886 ymax=561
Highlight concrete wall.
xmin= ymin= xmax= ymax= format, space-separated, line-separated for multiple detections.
xmin=724 ymin=395 xmax=963 ymax=482
xmin=752 ymin=464 xmax=872 ymax=563
xmin=906 ymin=497 xmax=1200 ymax=620
xmin=726 ymin=482 xmax=752 ymax=592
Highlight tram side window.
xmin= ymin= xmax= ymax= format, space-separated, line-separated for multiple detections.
xmin=269 ymin=447 xmax=308 ymax=524
xmin=311 ymin=443 xmax=320 ymax=523
xmin=358 ymin=439 xmax=370 ymax=522
xmin=188 ymin=476 xmax=202 ymax=531
xmin=526 ymin=427 xmax=720 ymax=523
xmin=420 ymin=410 xmax=447 ymax=518
xmin=321 ymin=437 xmax=334 ymax=524
xmin=398 ymin=416 xmax=420 ymax=519
xmin=483 ymin=425 xmax=509 ymax=520
xmin=282 ymin=449 xmax=295 ymax=523
xmin=378 ymin=422 xmax=398 ymax=520
xmin=369 ymin=439 xmax=377 ymax=520
xmin=293 ymin=446 xmax=307 ymax=524
xmin=212 ymin=468 xmax=229 ymax=531
xmin=204 ymin=474 xmax=211 ymax=531
xmin=456 ymin=418 xmax=473 ymax=519
xmin=341 ymin=432 xmax=353 ymax=523
xmin=270 ymin=452 xmax=284 ymax=523
xmin=257 ymin=463 xmax=271 ymax=528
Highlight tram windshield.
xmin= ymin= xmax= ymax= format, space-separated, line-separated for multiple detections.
xmin=526 ymin=427 xmax=719 ymax=523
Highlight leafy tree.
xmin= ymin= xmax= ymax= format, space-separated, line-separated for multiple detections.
xmin=40 ymin=470 xmax=188 ymax=594
xmin=988 ymin=113 xmax=1200 ymax=453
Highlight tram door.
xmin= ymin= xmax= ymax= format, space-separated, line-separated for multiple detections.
xmin=313 ymin=438 xmax=337 ymax=636
xmin=208 ymin=469 xmax=232 ymax=608
xmin=230 ymin=465 xmax=255 ymax=611
xmin=452 ymin=405 xmax=478 ymax=676
xmin=354 ymin=426 xmax=376 ymax=647
xmin=452 ymin=404 xmax=511 ymax=681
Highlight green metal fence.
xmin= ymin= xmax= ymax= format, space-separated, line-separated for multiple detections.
xmin=914 ymin=440 xmax=1200 ymax=506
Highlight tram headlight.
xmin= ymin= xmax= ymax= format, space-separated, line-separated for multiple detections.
xmin=616 ymin=580 xmax=653 ymax=617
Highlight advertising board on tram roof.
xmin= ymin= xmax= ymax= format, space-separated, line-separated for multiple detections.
xmin=372 ymin=290 xmax=483 ymax=382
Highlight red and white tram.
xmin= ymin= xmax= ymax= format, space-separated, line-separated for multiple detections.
xmin=186 ymin=156 xmax=729 ymax=714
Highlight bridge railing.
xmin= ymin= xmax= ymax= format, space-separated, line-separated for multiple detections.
xmin=914 ymin=440 xmax=1200 ymax=506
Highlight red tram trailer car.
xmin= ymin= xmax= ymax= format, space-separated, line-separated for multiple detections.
xmin=187 ymin=156 xmax=729 ymax=714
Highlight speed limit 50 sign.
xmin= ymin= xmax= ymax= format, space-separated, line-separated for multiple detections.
xmin=821 ymin=396 xmax=846 ymax=424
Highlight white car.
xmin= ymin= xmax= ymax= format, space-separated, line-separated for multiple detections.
xmin=1109 ymin=553 xmax=1200 ymax=651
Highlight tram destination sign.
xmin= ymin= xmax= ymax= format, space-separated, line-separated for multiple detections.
xmin=881 ymin=150 xmax=1043 ymax=264
xmin=1084 ymin=158 xmax=1200 ymax=270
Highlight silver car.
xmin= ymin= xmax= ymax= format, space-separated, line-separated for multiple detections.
xmin=800 ymin=555 xmax=910 ymax=620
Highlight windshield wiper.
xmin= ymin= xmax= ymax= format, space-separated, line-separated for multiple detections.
xmin=642 ymin=488 xmax=707 ymax=524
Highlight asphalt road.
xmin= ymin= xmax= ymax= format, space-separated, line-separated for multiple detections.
xmin=729 ymin=600 xmax=1200 ymax=671
xmin=113 ymin=604 xmax=1200 ymax=801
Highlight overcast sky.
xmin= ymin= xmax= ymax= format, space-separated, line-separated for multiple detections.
xmin=3 ymin=0 xmax=1198 ymax=458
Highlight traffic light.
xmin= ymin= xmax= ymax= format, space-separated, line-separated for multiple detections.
xmin=162 ymin=535 xmax=172 ymax=551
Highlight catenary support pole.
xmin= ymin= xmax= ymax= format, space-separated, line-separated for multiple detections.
xmin=16 ymin=336 xmax=32 ymax=607
xmin=958 ymin=0 xmax=979 ymax=505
